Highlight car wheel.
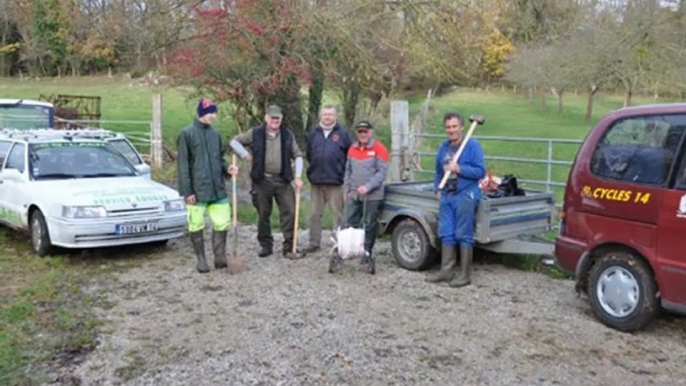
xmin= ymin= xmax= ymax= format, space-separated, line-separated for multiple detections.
xmin=30 ymin=210 xmax=54 ymax=256
xmin=588 ymin=250 xmax=658 ymax=332
xmin=391 ymin=219 xmax=435 ymax=271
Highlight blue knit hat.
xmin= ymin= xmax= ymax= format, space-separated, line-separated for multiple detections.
xmin=197 ymin=97 xmax=217 ymax=117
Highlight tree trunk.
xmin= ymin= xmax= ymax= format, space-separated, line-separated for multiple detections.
xmin=622 ymin=79 xmax=633 ymax=107
xmin=341 ymin=82 xmax=360 ymax=128
xmin=623 ymin=88 xmax=632 ymax=107
xmin=305 ymin=65 xmax=324 ymax=132
xmin=274 ymin=74 xmax=305 ymax=145
xmin=585 ymin=85 xmax=599 ymax=124
xmin=557 ymin=92 xmax=564 ymax=116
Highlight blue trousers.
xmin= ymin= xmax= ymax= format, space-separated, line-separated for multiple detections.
xmin=438 ymin=189 xmax=480 ymax=246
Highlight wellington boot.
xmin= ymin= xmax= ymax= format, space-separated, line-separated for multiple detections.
xmin=449 ymin=245 xmax=473 ymax=288
xmin=190 ymin=231 xmax=209 ymax=273
xmin=426 ymin=245 xmax=457 ymax=283
xmin=213 ymin=230 xmax=228 ymax=269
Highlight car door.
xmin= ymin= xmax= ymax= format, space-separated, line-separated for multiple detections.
xmin=0 ymin=142 xmax=27 ymax=227
xmin=657 ymin=129 xmax=686 ymax=308
xmin=0 ymin=140 xmax=15 ymax=226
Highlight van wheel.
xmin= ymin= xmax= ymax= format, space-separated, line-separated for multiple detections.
xmin=391 ymin=219 xmax=435 ymax=271
xmin=588 ymin=250 xmax=658 ymax=332
xmin=30 ymin=210 xmax=54 ymax=256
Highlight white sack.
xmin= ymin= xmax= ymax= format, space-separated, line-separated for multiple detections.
xmin=334 ymin=227 xmax=366 ymax=260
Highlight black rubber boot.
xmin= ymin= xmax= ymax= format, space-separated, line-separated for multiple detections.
xmin=213 ymin=230 xmax=228 ymax=269
xmin=449 ymin=245 xmax=473 ymax=288
xmin=258 ymin=245 xmax=272 ymax=258
xmin=190 ymin=231 xmax=209 ymax=274
xmin=426 ymin=245 xmax=457 ymax=283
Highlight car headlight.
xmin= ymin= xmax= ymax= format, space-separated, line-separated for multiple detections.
xmin=164 ymin=199 xmax=185 ymax=212
xmin=62 ymin=205 xmax=107 ymax=219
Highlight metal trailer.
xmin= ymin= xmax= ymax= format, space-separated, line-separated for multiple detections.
xmin=378 ymin=181 xmax=556 ymax=270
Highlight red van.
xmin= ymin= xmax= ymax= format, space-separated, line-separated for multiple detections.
xmin=556 ymin=103 xmax=686 ymax=332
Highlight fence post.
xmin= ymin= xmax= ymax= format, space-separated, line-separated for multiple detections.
xmin=390 ymin=100 xmax=410 ymax=182
xmin=546 ymin=140 xmax=553 ymax=192
xmin=152 ymin=93 xmax=163 ymax=169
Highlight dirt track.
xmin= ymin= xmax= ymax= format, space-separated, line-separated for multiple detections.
xmin=52 ymin=226 xmax=686 ymax=386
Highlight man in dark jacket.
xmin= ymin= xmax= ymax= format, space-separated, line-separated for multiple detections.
xmin=344 ymin=120 xmax=389 ymax=274
xmin=305 ymin=105 xmax=352 ymax=253
xmin=230 ymin=105 xmax=305 ymax=259
xmin=177 ymin=98 xmax=238 ymax=273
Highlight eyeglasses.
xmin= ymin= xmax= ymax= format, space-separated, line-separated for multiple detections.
xmin=269 ymin=116 xmax=282 ymax=120
xmin=356 ymin=129 xmax=369 ymax=134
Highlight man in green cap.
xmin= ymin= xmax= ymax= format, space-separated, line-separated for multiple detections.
xmin=230 ymin=105 xmax=305 ymax=259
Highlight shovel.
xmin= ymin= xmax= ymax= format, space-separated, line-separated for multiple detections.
xmin=292 ymin=184 xmax=301 ymax=254
xmin=228 ymin=154 xmax=245 ymax=274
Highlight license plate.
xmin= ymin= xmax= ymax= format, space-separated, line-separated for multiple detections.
xmin=115 ymin=222 xmax=159 ymax=235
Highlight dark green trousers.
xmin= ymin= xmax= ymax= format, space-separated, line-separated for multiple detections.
xmin=252 ymin=176 xmax=295 ymax=251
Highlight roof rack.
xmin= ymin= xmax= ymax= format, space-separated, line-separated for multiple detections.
xmin=0 ymin=128 xmax=123 ymax=142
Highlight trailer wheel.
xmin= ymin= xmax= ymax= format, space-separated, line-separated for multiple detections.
xmin=391 ymin=219 xmax=435 ymax=271
xmin=588 ymin=249 xmax=658 ymax=332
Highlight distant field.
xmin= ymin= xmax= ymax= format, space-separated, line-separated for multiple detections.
xmin=1 ymin=76 xmax=679 ymax=199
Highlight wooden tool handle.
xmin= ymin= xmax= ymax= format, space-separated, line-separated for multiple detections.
xmin=232 ymin=155 xmax=238 ymax=226
xmin=292 ymin=185 xmax=301 ymax=254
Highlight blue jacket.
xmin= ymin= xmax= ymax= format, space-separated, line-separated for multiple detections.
xmin=434 ymin=138 xmax=486 ymax=195
xmin=306 ymin=123 xmax=352 ymax=185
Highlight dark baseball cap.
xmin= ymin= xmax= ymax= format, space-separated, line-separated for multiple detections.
xmin=266 ymin=105 xmax=283 ymax=117
xmin=355 ymin=120 xmax=373 ymax=131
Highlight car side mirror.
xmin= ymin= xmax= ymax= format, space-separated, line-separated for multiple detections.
xmin=0 ymin=168 xmax=24 ymax=181
xmin=134 ymin=164 xmax=151 ymax=180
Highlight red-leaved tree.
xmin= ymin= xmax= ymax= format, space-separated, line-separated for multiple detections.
xmin=170 ymin=0 xmax=314 ymax=140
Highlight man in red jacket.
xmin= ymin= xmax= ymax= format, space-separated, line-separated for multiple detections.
xmin=343 ymin=120 xmax=389 ymax=274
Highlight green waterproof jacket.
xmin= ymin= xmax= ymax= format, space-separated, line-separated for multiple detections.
xmin=177 ymin=119 xmax=229 ymax=203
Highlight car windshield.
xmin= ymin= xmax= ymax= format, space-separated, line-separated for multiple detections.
xmin=29 ymin=142 xmax=137 ymax=180
xmin=0 ymin=104 xmax=52 ymax=129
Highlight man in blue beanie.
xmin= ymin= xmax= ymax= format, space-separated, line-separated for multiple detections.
xmin=177 ymin=97 xmax=238 ymax=273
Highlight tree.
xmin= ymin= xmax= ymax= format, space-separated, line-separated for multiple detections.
xmin=507 ymin=41 xmax=579 ymax=116
xmin=599 ymin=0 xmax=681 ymax=106
xmin=170 ymin=1 xmax=314 ymax=142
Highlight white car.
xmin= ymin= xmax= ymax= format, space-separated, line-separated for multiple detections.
xmin=0 ymin=130 xmax=186 ymax=255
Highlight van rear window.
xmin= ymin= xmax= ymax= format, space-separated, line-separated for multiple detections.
xmin=591 ymin=114 xmax=686 ymax=186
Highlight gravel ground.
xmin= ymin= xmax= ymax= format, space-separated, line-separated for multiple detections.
xmin=54 ymin=226 xmax=686 ymax=386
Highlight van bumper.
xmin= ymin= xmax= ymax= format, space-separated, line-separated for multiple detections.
xmin=555 ymin=236 xmax=587 ymax=274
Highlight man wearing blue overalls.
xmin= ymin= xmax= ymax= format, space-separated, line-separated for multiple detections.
xmin=426 ymin=112 xmax=486 ymax=287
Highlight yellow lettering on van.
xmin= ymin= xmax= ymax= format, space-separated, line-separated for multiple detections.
xmin=620 ymin=190 xmax=632 ymax=202
xmin=634 ymin=192 xmax=651 ymax=204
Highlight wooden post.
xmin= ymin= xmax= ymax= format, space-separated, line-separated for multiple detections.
xmin=390 ymin=100 xmax=410 ymax=182
xmin=152 ymin=93 xmax=163 ymax=169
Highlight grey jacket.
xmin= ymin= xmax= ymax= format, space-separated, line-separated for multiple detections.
xmin=344 ymin=138 xmax=389 ymax=201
